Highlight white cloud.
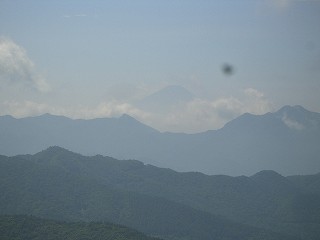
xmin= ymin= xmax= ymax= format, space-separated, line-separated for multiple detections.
xmin=151 ymin=97 xmax=243 ymax=133
xmin=1 ymin=100 xmax=52 ymax=117
xmin=244 ymin=88 xmax=264 ymax=98
xmin=242 ymin=88 xmax=273 ymax=115
xmin=0 ymin=86 xmax=273 ymax=133
xmin=133 ymin=88 xmax=273 ymax=133
xmin=0 ymin=99 xmax=149 ymax=122
xmin=281 ymin=113 xmax=305 ymax=130
xmin=0 ymin=37 xmax=50 ymax=92
xmin=72 ymin=101 xmax=150 ymax=120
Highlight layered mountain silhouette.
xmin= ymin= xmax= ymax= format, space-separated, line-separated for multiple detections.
xmin=0 ymin=105 xmax=319 ymax=176
xmin=3 ymin=147 xmax=319 ymax=239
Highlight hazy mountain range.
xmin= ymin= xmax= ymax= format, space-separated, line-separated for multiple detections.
xmin=1 ymin=147 xmax=319 ymax=239
xmin=0 ymin=105 xmax=319 ymax=176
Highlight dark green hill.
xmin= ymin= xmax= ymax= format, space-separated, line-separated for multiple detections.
xmin=24 ymin=147 xmax=320 ymax=239
xmin=0 ymin=150 xmax=294 ymax=240
xmin=287 ymin=173 xmax=320 ymax=194
xmin=0 ymin=215 xmax=161 ymax=240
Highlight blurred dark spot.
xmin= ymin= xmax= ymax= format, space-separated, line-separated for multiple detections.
xmin=222 ymin=63 xmax=234 ymax=76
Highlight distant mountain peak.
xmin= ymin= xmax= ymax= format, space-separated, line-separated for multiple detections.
xmin=275 ymin=105 xmax=320 ymax=130
xmin=118 ymin=113 xmax=158 ymax=133
xmin=37 ymin=113 xmax=71 ymax=121
xmin=118 ymin=113 xmax=141 ymax=125
xmin=251 ymin=170 xmax=284 ymax=179
xmin=137 ymin=85 xmax=194 ymax=113
xmin=40 ymin=146 xmax=72 ymax=154
xmin=45 ymin=145 xmax=70 ymax=152
xmin=119 ymin=113 xmax=136 ymax=121
xmin=276 ymin=105 xmax=308 ymax=115
xmin=250 ymin=170 xmax=298 ymax=194
xmin=34 ymin=146 xmax=78 ymax=159
xmin=41 ymin=113 xmax=54 ymax=117
xmin=152 ymin=85 xmax=194 ymax=101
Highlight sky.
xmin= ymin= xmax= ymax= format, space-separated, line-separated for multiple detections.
xmin=0 ymin=0 xmax=320 ymax=133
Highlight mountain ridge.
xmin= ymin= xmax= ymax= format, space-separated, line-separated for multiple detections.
xmin=1 ymin=148 xmax=304 ymax=240
xmin=0 ymin=105 xmax=319 ymax=176
xmin=2 ymin=104 xmax=317 ymax=133
xmin=1 ymin=147 xmax=319 ymax=239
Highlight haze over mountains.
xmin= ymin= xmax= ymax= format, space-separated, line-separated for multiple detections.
xmin=0 ymin=105 xmax=319 ymax=176
xmin=1 ymin=104 xmax=319 ymax=239
xmin=2 ymin=146 xmax=320 ymax=239
xmin=1 ymin=2 xmax=319 ymax=239
xmin=136 ymin=85 xmax=194 ymax=113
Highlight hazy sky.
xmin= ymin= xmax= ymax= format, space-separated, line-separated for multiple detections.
xmin=0 ymin=0 xmax=320 ymax=133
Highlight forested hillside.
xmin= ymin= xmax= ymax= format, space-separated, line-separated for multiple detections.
xmin=0 ymin=215 xmax=161 ymax=240
xmin=1 ymin=1 xmax=319 ymax=240
xmin=1 ymin=147 xmax=318 ymax=239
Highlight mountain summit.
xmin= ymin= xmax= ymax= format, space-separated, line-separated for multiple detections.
xmin=137 ymin=85 xmax=194 ymax=113
xmin=275 ymin=105 xmax=320 ymax=130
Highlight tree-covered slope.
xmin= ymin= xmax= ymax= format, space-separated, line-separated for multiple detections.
xmin=0 ymin=215 xmax=161 ymax=240
xmin=23 ymin=146 xmax=320 ymax=239
xmin=13 ymin=147 xmax=320 ymax=239
xmin=0 ymin=151 xmax=295 ymax=240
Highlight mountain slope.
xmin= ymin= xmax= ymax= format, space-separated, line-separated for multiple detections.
xmin=0 ymin=105 xmax=319 ymax=175
xmin=0 ymin=113 xmax=159 ymax=160
xmin=3 ymin=147 xmax=320 ymax=239
xmin=0 ymin=149 xmax=296 ymax=240
xmin=28 ymin=147 xmax=320 ymax=239
xmin=0 ymin=215 xmax=161 ymax=240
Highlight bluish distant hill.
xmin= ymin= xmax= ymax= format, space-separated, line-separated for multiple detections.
xmin=0 ymin=105 xmax=319 ymax=175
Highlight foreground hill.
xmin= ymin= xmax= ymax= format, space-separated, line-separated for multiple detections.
xmin=0 ymin=148 xmax=298 ymax=240
xmin=0 ymin=215 xmax=161 ymax=240
xmin=0 ymin=105 xmax=319 ymax=176
xmin=2 ymin=148 xmax=320 ymax=239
